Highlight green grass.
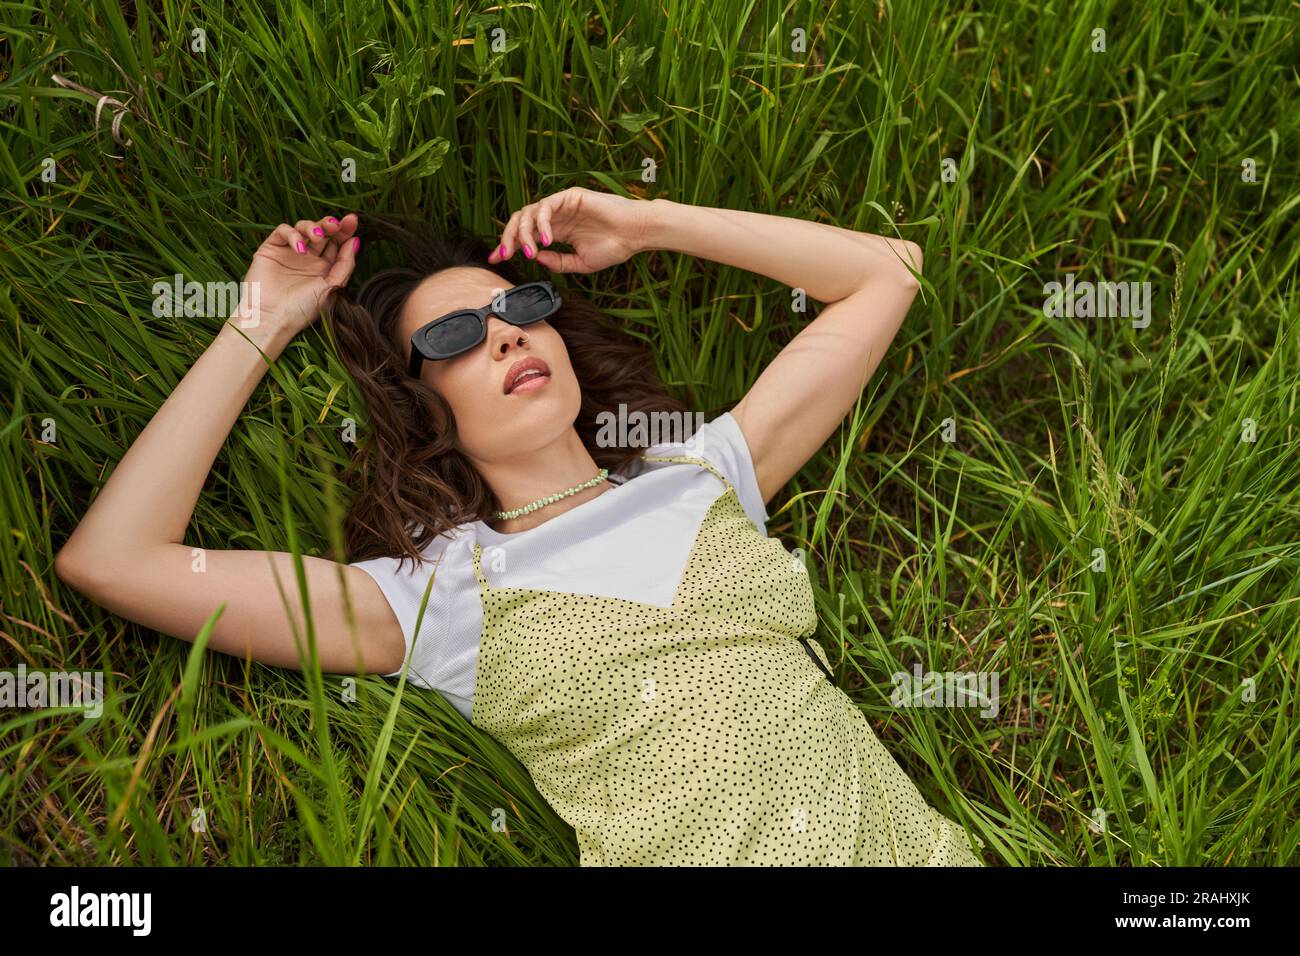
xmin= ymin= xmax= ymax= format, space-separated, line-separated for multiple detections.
xmin=2 ymin=0 xmax=1297 ymax=865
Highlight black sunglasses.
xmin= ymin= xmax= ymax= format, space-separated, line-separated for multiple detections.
xmin=407 ymin=280 xmax=562 ymax=378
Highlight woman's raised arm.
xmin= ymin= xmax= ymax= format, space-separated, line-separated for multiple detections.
xmin=487 ymin=187 xmax=922 ymax=504
xmin=54 ymin=215 xmax=407 ymax=678
xmin=637 ymin=198 xmax=922 ymax=503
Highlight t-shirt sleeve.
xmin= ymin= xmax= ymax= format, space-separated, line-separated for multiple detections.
xmin=678 ymin=411 xmax=769 ymax=531
xmin=349 ymin=553 xmax=440 ymax=685
xmin=347 ymin=532 xmax=481 ymax=718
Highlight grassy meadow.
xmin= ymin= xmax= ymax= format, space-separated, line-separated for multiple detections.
xmin=1 ymin=1 xmax=1297 ymax=865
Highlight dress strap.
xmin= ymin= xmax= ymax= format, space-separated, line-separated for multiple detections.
xmin=640 ymin=453 xmax=732 ymax=492
xmin=470 ymin=542 xmax=489 ymax=587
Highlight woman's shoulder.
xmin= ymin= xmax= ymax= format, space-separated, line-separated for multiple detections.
xmin=346 ymin=524 xmax=484 ymax=697
xmin=622 ymin=411 xmax=769 ymax=529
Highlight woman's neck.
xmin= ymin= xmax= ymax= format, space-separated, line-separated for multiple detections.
xmin=473 ymin=428 xmax=614 ymax=534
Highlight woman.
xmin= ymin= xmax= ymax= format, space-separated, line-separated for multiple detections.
xmin=55 ymin=187 xmax=983 ymax=866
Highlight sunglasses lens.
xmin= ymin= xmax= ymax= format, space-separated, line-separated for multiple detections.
xmin=425 ymin=313 xmax=482 ymax=357
xmin=501 ymin=285 xmax=554 ymax=324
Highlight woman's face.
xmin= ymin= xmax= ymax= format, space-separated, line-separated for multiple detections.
xmin=399 ymin=267 xmax=581 ymax=464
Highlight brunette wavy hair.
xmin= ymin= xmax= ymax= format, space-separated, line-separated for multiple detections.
xmin=324 ymin=212 xmax=688 ymax=572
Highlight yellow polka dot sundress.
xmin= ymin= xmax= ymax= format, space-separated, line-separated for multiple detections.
xmin=469 ymin=454 xmax=984 ymax=866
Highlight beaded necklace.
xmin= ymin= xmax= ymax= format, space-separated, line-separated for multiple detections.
xmin=494 ymin=469 xmax=609 ymax=521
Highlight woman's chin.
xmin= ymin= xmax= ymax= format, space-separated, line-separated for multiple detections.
xmin=495 ymin=387 xmax=579 ymax=432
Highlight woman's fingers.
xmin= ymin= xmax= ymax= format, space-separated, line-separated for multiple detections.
xmin=328 ymin=213 xmax=359 ymax=241
xmin=536 ymin=199 xmax=555 ymax=249
xmin=489 ymin=198 xmax=553 ymax=263
xmin=318 ymin=214 xmax=352 ymax=265
xmin=533 ymin=247 xmax=588 ymax=274
xmin=269 ymin=223 xmax=312 ymax=254
xmin=324 ymin=227 xmax=361 ymax=290
xmin=516 ymin=205 xmax=539 ymax=260
xmin=269 ymin=214 xmax=356 ymax=264
xmin=489 ymin=190 xmax=579 ymax=264
xmin=489 ymin=208 xmax=524 ymax=263
xmin=295 ymin=219 xmax=329 ymax=256
xmin=328 ymin=214 xmax=361 ymax=265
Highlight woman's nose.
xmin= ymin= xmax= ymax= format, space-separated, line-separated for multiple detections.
xmin=487 ymin=316 xmax=529 ymax=357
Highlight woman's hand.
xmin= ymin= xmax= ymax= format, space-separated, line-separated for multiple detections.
xmin=231 ymin=213 xmax=361 ymax=344
xmin=487 ymin=187 xmax=654 ymax=274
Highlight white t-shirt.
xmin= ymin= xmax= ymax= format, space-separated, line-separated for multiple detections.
xmin=349 ymin=412 xmax=770 ymax=721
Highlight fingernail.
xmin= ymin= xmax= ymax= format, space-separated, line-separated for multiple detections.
xmin=353 ymin=237 xmax=361 ymax=252
xmin=541 ymin=232 xmax=550 ymax=245
xmin=326 ymin=217 xmax=338 ymax=224
xmin=524 ymin=244 xmax=533 ymax=258
xmin=499 ymin=244 xmax=507 ymax=258
xmin=296 ymin=241 xmax=306 ymax=253
xmin=313 ymin=227 xmax=324 ymax=236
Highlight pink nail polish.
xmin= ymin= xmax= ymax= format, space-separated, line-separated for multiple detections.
xmin=499 ymin=244 xmax=507 ymax=258
xmin=296 ymin=241 xmax=306 ymax=253
xmin=313 ymin=227 xmax=324 ymax=236
xmin=524 ymin=244 xmax=533 ymax=258
xmin=326 ymin=217 xmax=338 ymax=224
xmin=353 ymin=237 xmax=361 ymax=252
xmin=541 ymin=232 xmax=550 ymax=245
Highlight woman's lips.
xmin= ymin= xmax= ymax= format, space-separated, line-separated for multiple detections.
xmin=503 ymin=357 xmax=552 ymax=394
xmin=510 ymin=372 xmax=550 ymax=394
